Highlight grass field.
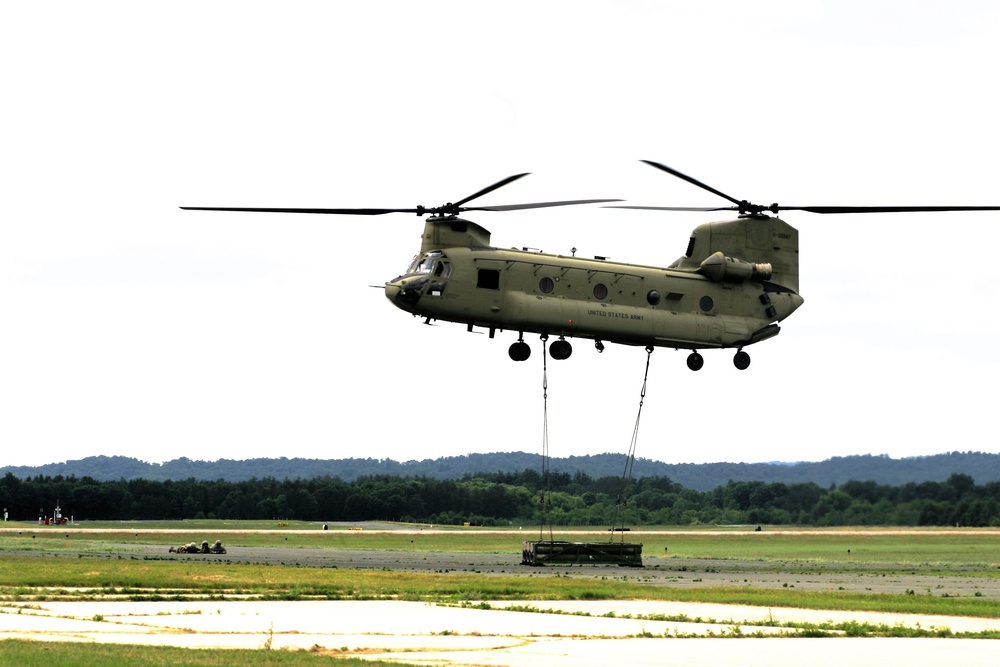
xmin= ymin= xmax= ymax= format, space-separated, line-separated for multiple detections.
xmin=4 ymin=521 xmax=1000 ymax=566
xmin=0 ymin=641 xmax=395 ymax=667
xmin=1 ymin=521 xmax=998 ymax=664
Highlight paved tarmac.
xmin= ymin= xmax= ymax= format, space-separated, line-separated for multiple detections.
xmin=2 ymin=598 xmax=999 ymax=666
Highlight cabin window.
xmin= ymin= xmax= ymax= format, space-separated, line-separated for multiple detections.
xmin=539 ymin=277 xmax=554 ymax=293
xmin=477 ymin=268 xmax=501 ymax=290
xmin=647 ymin=290 xmax=661 ymax=305
xmin=593 ymin=283 xmax=608 ymax=300
xmin=699 ymin=296 xmax=714 ymax=312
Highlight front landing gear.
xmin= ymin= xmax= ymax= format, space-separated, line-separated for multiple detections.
xmin=509 ymin=335 xmax=574 ymax=362
xmin=686 ymin=351 xmax=704 ymax=371
xmin=509 ymin=337 xmax=531 ymax=362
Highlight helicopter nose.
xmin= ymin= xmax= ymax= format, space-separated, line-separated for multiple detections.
xmin=384 ymin=282 xmax=410 ymax=311
xmin=384 ymin=279 xmax=423 ymax=312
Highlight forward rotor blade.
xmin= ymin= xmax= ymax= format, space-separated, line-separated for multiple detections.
xmin=180 ymin=206 xmax=414 ymax=215
xmin=641 ymin=160 xmax=744 ymax=207
xmin=469 ymin=198 xmax=623 ymax=212
xmin=182 ymin=173 xmax=536 ymax=217
xmin=453 ymin=173 xmax=530 ymax=207
xmin=181 ymin=197 xmax=622 ymax=217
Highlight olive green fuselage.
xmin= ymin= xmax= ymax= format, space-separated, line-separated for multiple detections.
xmin=384 ymin=216 xmax=803 ymax=352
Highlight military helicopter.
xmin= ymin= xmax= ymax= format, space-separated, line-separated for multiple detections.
xmin=183 ymin=162 xmax=1000 ymax=370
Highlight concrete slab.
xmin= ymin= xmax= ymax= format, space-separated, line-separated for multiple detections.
xmin=1 ymin=599 xmax=998 ymax=666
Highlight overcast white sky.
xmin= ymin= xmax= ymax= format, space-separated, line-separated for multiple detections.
xmin=3 ymin=1 xmax=999 ymax=468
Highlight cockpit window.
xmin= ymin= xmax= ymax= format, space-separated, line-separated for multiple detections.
xmin=407 ymin=251 xmax=446 ymax=275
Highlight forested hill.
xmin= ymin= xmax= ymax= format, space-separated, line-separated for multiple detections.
xmin=3 ymin=451 xmax=1000 ymax=492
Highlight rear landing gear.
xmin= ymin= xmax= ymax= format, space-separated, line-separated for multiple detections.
xmin=550 ymin=338 xmax=573 ymax=360
xmin=686 ymin=351 xmax=704 ymax=371
xmin=733 ymin=349 xmax=751 ymax=370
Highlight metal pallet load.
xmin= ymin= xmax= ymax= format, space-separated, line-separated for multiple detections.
xmin=521 ymin=540 xmax=643 ymax=567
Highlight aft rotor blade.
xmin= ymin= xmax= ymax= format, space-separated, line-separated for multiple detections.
xmin=604 ymin=205 xmax=736 ymax=212
xmin=633 ymin=160 xmax=1000 ymax=216
xmin=783 ymin=205 xmax=1000 ymax=214
xmin=469 ymin=198 xmax=623 ymax=212
xmin=641 ymin=160 xmax=745 ymax=207
xmin=180 ymin=206 xmax=415 ymax=215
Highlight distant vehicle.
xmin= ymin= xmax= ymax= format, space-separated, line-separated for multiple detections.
xmin=42 ymin=500 xmax=69 ymax=525
xmin=169 ymin=540 xmax=226 ymax=554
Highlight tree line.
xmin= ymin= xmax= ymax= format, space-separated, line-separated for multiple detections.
xmin=3 ymin=470 xmax=999 ymax=527
xmin=6 ymin=451 xmax=1000 ymax=492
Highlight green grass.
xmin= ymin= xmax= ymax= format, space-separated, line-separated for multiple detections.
xmin=0 ymin=640 xmax=417 ymax=666
xmin=8 ymin=522 xmax=1000 ymax=566
xmin=3 ymin=522 xmax=1000 ymax=617
xmin=2 ymin=523 xmax=1000 ymax=664
xmin=645 ymin=531 xmax=1000 ymax=567
xmin=1 ymin=554 xmax=998 ymax=618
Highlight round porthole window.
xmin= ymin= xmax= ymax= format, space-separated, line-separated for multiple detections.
xmin=593 ymin=283 xmax=608 ymax=300
xmin=647 ymin=290 xmax=661 ymax=305
xmin=699 ymin=296 xmax=714 ymax=312
xmin=539 ymin=277 xmax=554 ymax=293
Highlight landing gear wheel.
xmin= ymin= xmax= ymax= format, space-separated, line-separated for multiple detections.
xmin=550 ymin=339 xmax=573 ymax=360
xmin=733 ymin=350 xmax=751 ymax=370
xmin=508 ymin=341 xmax=531 ymax=362
xmin=686 ymin=351 xmax=704 ymax=371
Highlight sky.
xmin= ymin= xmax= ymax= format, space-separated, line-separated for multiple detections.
xmin=3 ymin=1 xmax=999 ymax=468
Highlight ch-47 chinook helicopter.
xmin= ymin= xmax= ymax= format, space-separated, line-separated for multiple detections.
xmin=183 ymin=162 xmax=1000 ymax=371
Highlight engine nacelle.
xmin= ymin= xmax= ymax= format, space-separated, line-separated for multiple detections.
xmin=699 ymin=251 xmax=772 ymax=283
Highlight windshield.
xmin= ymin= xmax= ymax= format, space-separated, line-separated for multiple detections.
xmin=406 ymin=251 xmax=446 ymax=276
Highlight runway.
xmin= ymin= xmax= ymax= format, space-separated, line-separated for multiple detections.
xmin=3 ymin=598 xmax=999 ymax=666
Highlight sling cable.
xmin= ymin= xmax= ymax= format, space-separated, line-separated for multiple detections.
xmin=521 ymin=341 xmax=648 ymax=567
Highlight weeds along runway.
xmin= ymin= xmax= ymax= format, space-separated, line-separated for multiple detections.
xmin=9 ymin=537 xmax=1000 ymax=601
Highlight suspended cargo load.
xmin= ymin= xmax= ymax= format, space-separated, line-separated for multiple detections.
xmin=521 ymin=540 xmax=643 ymax=567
